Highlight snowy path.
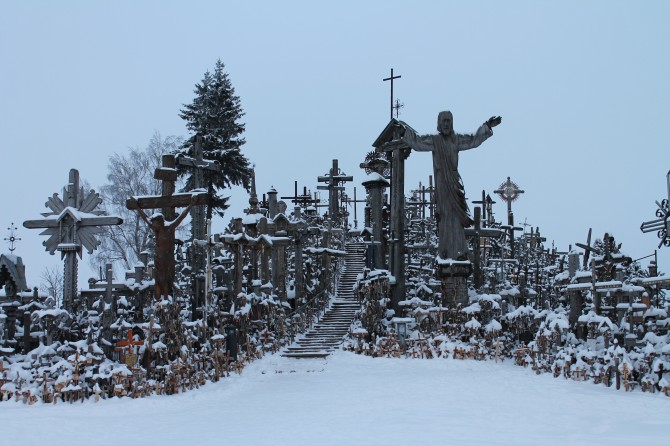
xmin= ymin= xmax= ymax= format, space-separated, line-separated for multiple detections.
xmin=2 ymin=351 xmax=667 ymax=446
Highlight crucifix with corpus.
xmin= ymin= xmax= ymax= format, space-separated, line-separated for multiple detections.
xmin=126 ymin=154 xmax=209 ymax=300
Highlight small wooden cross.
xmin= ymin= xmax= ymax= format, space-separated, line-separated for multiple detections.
xmin=115 ymin=329 xmax=144 ymax=367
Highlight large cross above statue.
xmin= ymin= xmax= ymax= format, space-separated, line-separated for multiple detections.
xmin=383 ymin=68 xmax=401 ymax=121
xmin=127 ymin=154 xmax=209 ymax=300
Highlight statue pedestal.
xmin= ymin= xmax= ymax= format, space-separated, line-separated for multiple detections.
xmin=436 ymin=258 xmax=472 ymax=307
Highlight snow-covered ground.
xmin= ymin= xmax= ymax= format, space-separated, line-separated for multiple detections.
xmin=2 ymin=351 xmax=667 ymax=446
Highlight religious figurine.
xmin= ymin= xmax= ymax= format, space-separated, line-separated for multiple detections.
xmin=129 ymin=196 xmax=198 ymax=300
xmin=401 ymin=111 xmax=501 ymax=260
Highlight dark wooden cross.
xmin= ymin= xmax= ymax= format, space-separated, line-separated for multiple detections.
xmin=317 ymin=159 xmax=353 ymax=223
xmin=575 ymin=228 xmax=594 ymax=269
xmin=126 ymin=155 xmax=209 ymax=300
xmin=494 ymin=177 xmax=524 ymax=226
xmin=383 ymin=68 xmax=401 ymax=120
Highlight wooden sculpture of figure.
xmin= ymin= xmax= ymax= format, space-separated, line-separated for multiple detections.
xmin=402 ymin=111 xmax=501 ymax=260
xmin=129 ymin=196 xmax=197 ymax=300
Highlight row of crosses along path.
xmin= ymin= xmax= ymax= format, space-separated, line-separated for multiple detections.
xmin=24 ymin=169 xmax=122 ymax=312
xmin=126 ymin=154 xmax=209 ymax=301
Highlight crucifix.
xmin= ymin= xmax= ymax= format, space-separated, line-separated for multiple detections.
xmin=640 ymin=170 xmax=670 ymax=249
xmin=317 ymin=159 xmax=354 ymax=224
xmin=24 ymin=169 xmax=123 ymax=312
xmin=383 ymin=68 xmax=402 ymax=120
xmin=126 ymin=154 xmax=209 ymax=300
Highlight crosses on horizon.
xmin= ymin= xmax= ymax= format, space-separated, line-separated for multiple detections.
xmin=383 ymin=68 xmax=401 ymax=121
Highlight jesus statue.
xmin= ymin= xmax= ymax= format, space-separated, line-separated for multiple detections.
xmin=401 ymin=111 xmax=501 ymax=260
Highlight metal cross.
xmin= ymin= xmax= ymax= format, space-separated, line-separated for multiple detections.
xmin=4 ymin=223 xmax=20 ymax=253
xmin=640 ymin=170 xmax=670 ymax=248
xmin=383 ymin=68 xmax=401 ymax=120
xmin=494 ymin=177 xmax=524 ymax=225
xmin=393 ymin=99 xmax=404 ymax=119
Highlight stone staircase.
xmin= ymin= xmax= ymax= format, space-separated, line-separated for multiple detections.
xmin=282 ymin=242 xmax=366 ymax=358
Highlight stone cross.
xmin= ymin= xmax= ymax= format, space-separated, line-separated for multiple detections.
xmin=24 ymin=169 xmax=123 ymax=312
xmin=126 ymin=154 xmax=209 ymax=300
xmin=494 ymin=177 xmax=524 ymax=226
xmin=317 ymin=159 xmax=354 ymax=224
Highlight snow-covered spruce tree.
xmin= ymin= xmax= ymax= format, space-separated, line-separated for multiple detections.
xmin=177 ymin=59 xmax=252 ymax=218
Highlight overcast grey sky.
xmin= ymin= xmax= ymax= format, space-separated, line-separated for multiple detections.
xmin=1 ymin=0 xmax=669 ymax=288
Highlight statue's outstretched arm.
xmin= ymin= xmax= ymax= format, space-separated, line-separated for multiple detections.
xmin=457 ymin=116 xmax=501 ymax=151
xmin=402 ymin=127 xmax=434 ymax=152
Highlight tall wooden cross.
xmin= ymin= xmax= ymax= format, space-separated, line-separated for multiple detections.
xmin=317 ymin=159 xmax=353 ymax=224
xmin=494 ymin=177 xmax=524 ymax=226
xmin=127 ymin=154 xmax=209 ymax=300
xmin=178 ymin=136 xmax=220 ymax=274
xmin=24 ymin=169 xmax=123 ymax=311
xmin=383 ymin=68 xmax=401 ymax=120
xmin=373 ymin=120 xmax=412 ymax=310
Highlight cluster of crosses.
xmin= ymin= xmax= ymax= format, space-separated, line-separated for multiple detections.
xmin=1 ymin=70 xmax=669 ymax=402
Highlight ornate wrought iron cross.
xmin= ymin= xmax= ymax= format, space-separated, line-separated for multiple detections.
xmin=640 ymin=170 xmax=670 ymax=248
xmin=4 ymin=223 xmax=20 ymax=253
xmin=494 ymin=176 xmax=524 ymax=225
